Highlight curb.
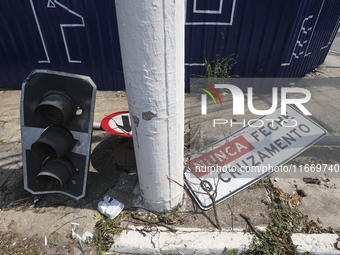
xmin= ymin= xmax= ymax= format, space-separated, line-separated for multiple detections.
xmin=291 ymin=233 xmax=340 ymax=255
xmin=107 ymin=227 xmax=340 ymax=254
xmin=108 ymin=227 xmax=252 ymax=254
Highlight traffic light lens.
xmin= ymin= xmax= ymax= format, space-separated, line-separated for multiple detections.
xmin=31 ymin=126 xmax=75 ymax=158
xmin=42 ymin=105 xmax=64 ymax=123
xmin=36 ymin=157 xmax=74 ymax=190
xmin=34 ymin=91 xmax=76 ymax=125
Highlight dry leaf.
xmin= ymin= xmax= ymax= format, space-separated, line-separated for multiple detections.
xmin=291 ymin=193 xmax=301 ymax=205
xmin=274 ymin=188 xmax=285 ymax=201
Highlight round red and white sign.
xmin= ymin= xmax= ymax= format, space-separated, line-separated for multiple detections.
xmin=101 ymin=111 xmax=132 ymax=138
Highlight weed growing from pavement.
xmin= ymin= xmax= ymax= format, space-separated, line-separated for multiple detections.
xmin=47 ymin=232 xmax=59 ymax=246
xmin=243 ymin=178 xmax=340 ymax=254
xmin=159 ymin=203 xmax=186 ymax=225
xmin=244 ymin=179 xmax=299 ymax=254
xmin=90 ymin=177 xmax=340 ymax=254
xmin=92 ymin=211 xmax=127 ymax=254
xmin=190 ymin=50 xmax=238 ymax=102
xmin=223 ymin=247 xmax=240 ymax=255
xmin=221 ymin=178 xmax=300 ymax=254
xmin=0 ymin=232 xmax=48 ymax=255
xmin=91 ymin=203 xmax=190 ymax=253
xmin=203 ymin=26 xmax=237 ymax=79
xmin=1 ymin=239 xmax=24 ymax=255
xmin=204 ymin=52 xmax=237 ymax=79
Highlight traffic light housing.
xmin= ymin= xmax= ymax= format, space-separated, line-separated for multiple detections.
xmin=20 ymin=70 xmax=96 ymax=199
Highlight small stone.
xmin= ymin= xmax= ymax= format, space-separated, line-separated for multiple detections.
xmin=336 ymin=241 xmax=340 ymax=250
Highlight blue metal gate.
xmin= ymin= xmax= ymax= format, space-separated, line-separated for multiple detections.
xmin=0 ymin=0 xmax=124 ymax=90
xmin=0 ymin=0 xmax=339 ymax=92
xmin=185 ymin=0 xmax=340 ymax=92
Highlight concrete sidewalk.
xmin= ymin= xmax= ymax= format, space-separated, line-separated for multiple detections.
xmin=0 ymin=52 xmax=340 ymax=254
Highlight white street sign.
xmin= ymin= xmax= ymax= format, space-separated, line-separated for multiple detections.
xmin=185 ymin=105 xmax=327 ymax=210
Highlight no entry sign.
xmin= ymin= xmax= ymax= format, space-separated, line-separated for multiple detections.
xmin=185 ymin=105 xmax=327 ymax=210
xmin=101 ymin=111 xmax=132 ymax=138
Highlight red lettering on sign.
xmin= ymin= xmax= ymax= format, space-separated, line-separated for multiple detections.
xmin=188 ymin=135 xmax=254 ymax=177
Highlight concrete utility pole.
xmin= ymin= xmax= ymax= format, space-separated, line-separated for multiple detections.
xmin=115 ymin=0 xmax=185 ymax=211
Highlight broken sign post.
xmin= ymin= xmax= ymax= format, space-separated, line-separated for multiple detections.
xmin=185 ymin=105 xmax=327 ymax=210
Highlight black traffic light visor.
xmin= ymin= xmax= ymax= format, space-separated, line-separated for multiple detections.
xmin=36 ymin=157 xmax=75 ymax=190
xmin=31 ymin=126 xmax=75 ymax=158
xmin=34 ymin=90 xmax=76 ymax=125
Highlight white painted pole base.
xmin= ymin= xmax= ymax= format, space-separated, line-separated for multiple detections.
xmin=115 ymin=0 xmax=185 ymax=211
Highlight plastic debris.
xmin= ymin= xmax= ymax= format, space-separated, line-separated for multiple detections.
xmin=71 ymin=222 xmax=80 ymax=228
xmin=81 ymin=231 xmax=93 ymax=243
xmin=34 ymin=196 xmax=42 ymax=203
xmin=71 ymin=229 xmax=81 ymax=240
xmin=71 ymin=223 xmax=92 ymax=244
xmin=71 ymin=222 xmax=82 ymax=241
xmin=98 ymin=195 xmax=125 ymax=219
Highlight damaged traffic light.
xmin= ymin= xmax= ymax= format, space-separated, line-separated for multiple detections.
xmin=20 ymin=70 xmax=96 ymax=199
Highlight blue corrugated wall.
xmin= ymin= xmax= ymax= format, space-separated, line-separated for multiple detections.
xmin=185 ymin=0 xmax=340 ymax=92
xmin=0 ymin=0 xmax=339 ymax=92
xmin=0 ymin=0 xmax=124 ymax=90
